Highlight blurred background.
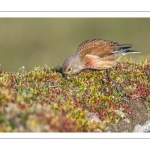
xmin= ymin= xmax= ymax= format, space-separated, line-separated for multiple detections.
xmin=0 ymin=18 xmax=149 ymax=72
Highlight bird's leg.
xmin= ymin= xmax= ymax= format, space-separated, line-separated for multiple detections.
xmin=101 ymin=69 xmax=111 ymax=84
xmin=106 ymin=68 xmax=111 ymax=82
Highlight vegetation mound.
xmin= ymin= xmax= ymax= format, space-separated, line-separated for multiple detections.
xmin=0 ymin=60 xmax=150 ymax=132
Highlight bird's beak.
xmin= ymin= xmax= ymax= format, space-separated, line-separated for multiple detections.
xmin=62 ymin=72 xmax=67 ymax=78
xmin=56 ymin=66 xmax=67 ymax=78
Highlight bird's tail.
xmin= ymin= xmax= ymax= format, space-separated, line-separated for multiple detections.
xmin=122 ymin=49 xmax=141 ymax=56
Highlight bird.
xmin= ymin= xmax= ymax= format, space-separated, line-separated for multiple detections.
xmin=61 ymin=39 xmax=141 ymax=78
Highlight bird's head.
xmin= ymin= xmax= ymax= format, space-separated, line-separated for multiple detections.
xmin=62 ymin=54 xmax=84 ymax=75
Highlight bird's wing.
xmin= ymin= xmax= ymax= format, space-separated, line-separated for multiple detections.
xmin=76 ymin=39 xmax=132 ymax=60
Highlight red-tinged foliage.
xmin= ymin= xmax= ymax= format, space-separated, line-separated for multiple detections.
xmin=128 ymin=82 xmax=150 ymax=100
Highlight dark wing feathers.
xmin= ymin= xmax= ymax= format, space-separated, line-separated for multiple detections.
xmin=76 ymin=39 xmax=132 ymax=59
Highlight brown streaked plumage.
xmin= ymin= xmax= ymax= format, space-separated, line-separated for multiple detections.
xmin=61 ymin=39 xmax=141 ymax=76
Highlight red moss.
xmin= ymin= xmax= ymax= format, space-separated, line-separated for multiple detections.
xmin=128 ymin=82 xmax=150 ymax=100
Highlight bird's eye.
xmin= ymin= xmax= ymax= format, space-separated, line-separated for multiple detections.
xmin=67 ymin=68 xmax=72 ymax=72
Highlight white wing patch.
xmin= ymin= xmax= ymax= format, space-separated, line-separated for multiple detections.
xmin=85 ymin=54 xmax=100 ymax=59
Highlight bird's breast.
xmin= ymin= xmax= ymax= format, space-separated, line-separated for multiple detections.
xmin=84 ymin=57 xmax=118 ymax=70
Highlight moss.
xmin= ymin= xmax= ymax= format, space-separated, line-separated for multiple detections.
xmin=0 ymin=60 xmax=150 ymax=132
